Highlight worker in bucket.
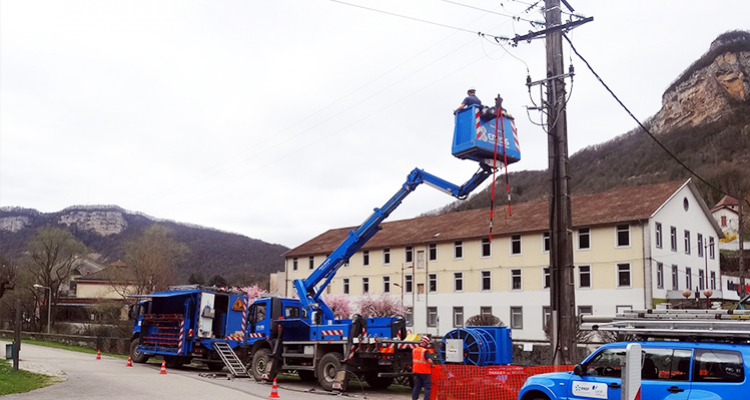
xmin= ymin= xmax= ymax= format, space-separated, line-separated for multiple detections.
xmin=412 ymin=335 xmax=434 ymax=400
xmin=454 ymin=87 xmax=481 ymax=114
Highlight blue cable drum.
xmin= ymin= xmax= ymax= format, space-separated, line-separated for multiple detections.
xmin=439 ymin=328 xmax=498 ymax=366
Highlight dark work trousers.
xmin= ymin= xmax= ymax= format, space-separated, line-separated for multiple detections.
xmin=412 ymin=373 xmax=431 ymax=400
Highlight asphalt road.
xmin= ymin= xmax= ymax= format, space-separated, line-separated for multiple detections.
xmin=2 ymin=341 xmax=412 ymax=400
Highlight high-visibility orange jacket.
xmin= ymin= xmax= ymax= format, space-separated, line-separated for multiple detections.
xmin=412 ymin=347 xmax=431 ymax=374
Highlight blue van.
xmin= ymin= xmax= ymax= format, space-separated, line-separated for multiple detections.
xmin=518 ymin=341 xmax=748 ymax=400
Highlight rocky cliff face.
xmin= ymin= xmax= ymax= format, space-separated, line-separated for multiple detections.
xmin=58 ymin=210 xmax=128 ymax=236
xmin=652 ymin=32 xmax=750 ymax=134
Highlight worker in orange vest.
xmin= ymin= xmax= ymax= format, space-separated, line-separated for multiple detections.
xmin=412 ymin=335 xmax=434 ymax=400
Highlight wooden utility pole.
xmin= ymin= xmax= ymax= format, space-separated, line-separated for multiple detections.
xmin=545 ymin=0 xmax=577 ymax=365
xmin=514 ymin=0 xmax=590 ymax=364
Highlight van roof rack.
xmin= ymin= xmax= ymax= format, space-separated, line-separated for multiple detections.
xmin=581 ymin=309 xmax=750 ymax=342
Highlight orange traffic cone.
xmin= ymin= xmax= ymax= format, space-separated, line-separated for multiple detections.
xmin=126 ymin=356 xmax=133 ymax=367
xmin=159 ymin=360 xmax=167 ymax=374
xmin=269 ymin=378 xmax=280 ymax=398
xmin=96 ymin=349 xmax=101 ymax=360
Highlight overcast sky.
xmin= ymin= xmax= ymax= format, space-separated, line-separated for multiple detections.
xmin=2 ymin=1 xmax=747 ymax=249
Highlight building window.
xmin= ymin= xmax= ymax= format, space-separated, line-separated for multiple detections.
xmin=480 ymin=306 xmax=492 ymax=316
xmin=656 ymin=262 xmax=664 ymax=289
xmin=309 ymin=256 xmax=315 ymax=270
xmin=616 ymin=224 xmax=630 ymax=247
xmin=709 ymin=237 xmax=715 ymax=259
xmin=543 ymin=267 xmax=550 ymax=289
xmin=697 ymin=233 xmax=704 ymax=257
xmin=292 ymin=257 xmax=298 ymax=271
xmin=699 ymin=270 xmax=705 ymax=291
xmin=428 ymin=273 xmax=437 ymax=293
xmin=481 ymin=271 xmax=491 ymax=291
xmin=454 ymin=272 xmax=463 ymax=292
xmin=684 ymin=230 xmax=691 ymax=254
xmin=711 ymin=271 xmax=716 ymax=290
xmin=511 ymin=235 xmax=522 ymax=255
xmin=428 ymin=244 xmax=437 ymax=262
xmin=542 ymin=306 xmax=551 ymax=331
xmin=454 ymin=241 xmax=463 ymax=259
xmin=510 ymin=306 xmax=523 ymax=329
xmin=578 ymin=306 xmax=593 ymax=316
xmin=579 ymin=265 xmax=591 ymax=288
xmin=405 ymin=246 xmax=413 ymax=263
xmin=578 ymin=228 xmax=591 ymax=250
xmin=617 ymin=263 xmax=631 ymax=287
xmin=672 ymin=265 xmax=678 ymax=290
xmin=511 ymin=269 xmax=522 ymax=290
xmin=362 ymin=251 xmax=370 ymax=267
xmin=721 ymin=216 xmax=727 ymax=227
xmin=343 ymin=278 xmax=350 ymax=294
xmin=362 ymin=277 xmax=369 ymax=293
xmin=405 ymin=308 xmax=413 ymax=326
xmin=405 ymin=275 xmax=413 ymax=293
xmin=655 ymin=222 xmax=662 ymax=249
xmin=453 ymin=307 xmax=464 ymax=328
xmin=670 ymin=226 xmax=677 ymax=252
xmin=383 ymin=248 xmax=391 ymax=265
xmin=481 ymin=238 xmax=492 ymax=257
xmin=383 ymin=276 xmax=391 ymax=293
xmin=543 ymin=231 xmax=550 ymax=253
xmin=686 ymin=267 xmax=692 ymax=290
xmin=427 ymin=307 xmax=438 ymax=327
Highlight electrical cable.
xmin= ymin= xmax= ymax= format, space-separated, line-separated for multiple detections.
xmin=562 ymin=33 xmax=729 ymax=198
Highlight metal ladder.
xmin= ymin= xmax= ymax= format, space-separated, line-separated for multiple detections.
xmin=213 ymin=341 xmax=249 ymax=377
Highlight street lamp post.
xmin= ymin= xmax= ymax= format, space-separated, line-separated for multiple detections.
xmin=33 ymin=284 xmax=51 ymax=334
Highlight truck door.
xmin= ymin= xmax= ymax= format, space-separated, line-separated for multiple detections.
xmin=250 ymin=301 xmax=268 ymax=334
xmin=198 ymin=292 xmax=215 ymax=338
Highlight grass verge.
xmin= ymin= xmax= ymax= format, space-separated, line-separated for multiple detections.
xmin=0 ymin=359 xmax=60 ymax=395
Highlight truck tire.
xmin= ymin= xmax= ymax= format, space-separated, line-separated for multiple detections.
xmin=317 ymin=352 xmax=348 ymax=392
xmin=130 ymin=338 xmax=149 ymax=364
xmin=251 ymin=348 xmax=272 ymax=381
xmin=297 ymin=370 xmax=316 ymax=382
xmin=364 ymin=372 xmax=393 ymax=390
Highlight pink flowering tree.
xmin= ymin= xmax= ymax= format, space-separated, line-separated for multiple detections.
xmin=356 ymin=293 xmax=408 ymax=317
xmin=322 ymin=294 xmax=353 ymax=319
xmin=238 ymin=284 xmax=267 ymax=305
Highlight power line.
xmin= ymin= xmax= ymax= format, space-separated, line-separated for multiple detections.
xmin=330 ymin=0 xmax=514 ymax=43
xmin=562 ymin=33 xmax=729 ymax=199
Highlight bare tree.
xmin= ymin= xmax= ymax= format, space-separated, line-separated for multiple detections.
xmin=0 ymin=252 xmax=17 ymax=300
xmin=25 ymin=226 xmax=88 ymax=330
xmin=112 ymin=224 xmax=189 ymax=295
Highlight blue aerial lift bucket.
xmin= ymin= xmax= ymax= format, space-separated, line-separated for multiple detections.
xmin=452 ymin=104 xmax=521 ymax=165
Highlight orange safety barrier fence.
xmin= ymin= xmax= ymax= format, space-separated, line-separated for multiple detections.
xmin=430 ymin=364 xmax=574 ymax=400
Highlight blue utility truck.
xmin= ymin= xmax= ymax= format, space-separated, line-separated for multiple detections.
xmin=129 ymin=97 xmax=521 ymax=390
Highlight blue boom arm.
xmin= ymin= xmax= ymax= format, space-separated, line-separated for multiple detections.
xmin=294 ymin=162 xmax=495 ymax=322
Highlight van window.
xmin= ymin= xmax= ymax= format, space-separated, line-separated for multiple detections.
xmin=694 ymin=349 xmax=744 ymax=383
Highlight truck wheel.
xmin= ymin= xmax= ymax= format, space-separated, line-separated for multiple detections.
xmin=298 ymin=370 xmax=316 ymax=382
xmin=130 ymin=339 xmax=149 ymax=364
xmin=251 ymin=348 xmax=272 ymax=381
xmin=317 ymin=352 xmax=348 ymax=391
xmin=365 ymin=372 xmax=393 ymax=390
